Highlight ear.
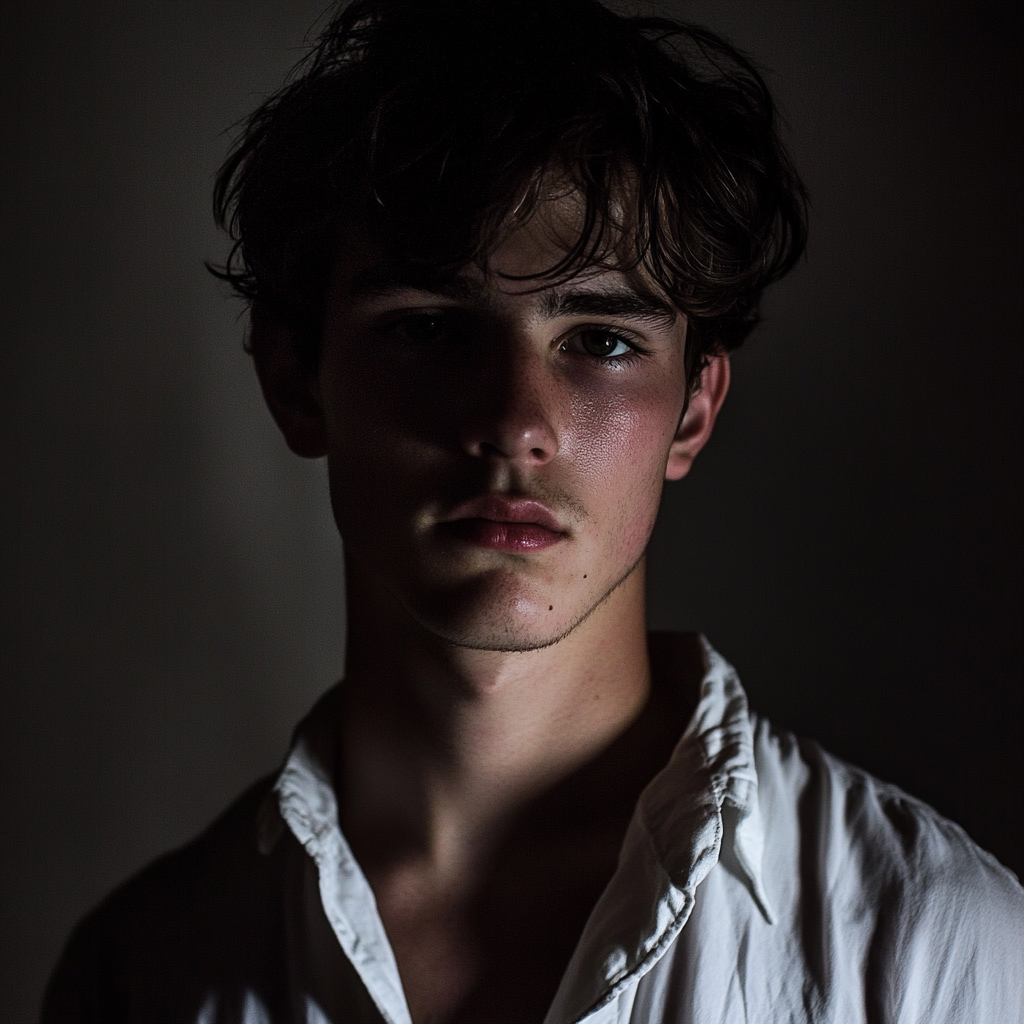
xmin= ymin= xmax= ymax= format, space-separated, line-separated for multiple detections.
xmin=249 ymin=308 xmax=328 ymax=458
xmin=664 ymin=354 xmax=731 ymax=481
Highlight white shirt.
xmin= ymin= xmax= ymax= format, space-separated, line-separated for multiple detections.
xmin=43 ymin=639 xmax=1024 ymax=1023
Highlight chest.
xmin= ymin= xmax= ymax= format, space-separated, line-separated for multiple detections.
xmin=370 ymin=831 xmax=624 ymax=1024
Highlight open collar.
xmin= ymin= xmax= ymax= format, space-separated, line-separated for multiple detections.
xmin=260 ymin=637 xmax=772 ymax=1024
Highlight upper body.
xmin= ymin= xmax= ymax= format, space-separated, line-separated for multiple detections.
xmin=43 ymin=636 xmax=1024 ymax=1024
xmin=43 ymin=1 xmax=1024 ymax=1020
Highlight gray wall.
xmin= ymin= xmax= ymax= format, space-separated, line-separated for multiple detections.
xmin=1 ymin=2 xmax=1020 ymax=1020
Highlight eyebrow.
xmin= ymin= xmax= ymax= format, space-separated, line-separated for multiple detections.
xmin=346 ymin=265 xmax=679 ymax=329
xmin=539 ymin=288 xmax=678 ymax=329
xmin=347 ymin=266 xmax=486 ymax=303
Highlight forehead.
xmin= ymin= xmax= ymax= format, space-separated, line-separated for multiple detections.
xmin=333 ymin=190 xmax=679 ymax=325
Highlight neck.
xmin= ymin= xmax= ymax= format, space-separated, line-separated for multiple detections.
xmin=337 ymin=556 xmax=652 ymax=886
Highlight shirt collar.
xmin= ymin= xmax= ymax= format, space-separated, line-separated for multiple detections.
xmin=268 ymin=684 xmax=413 ymax=1024
xmin=260 ymin=636 xmax=772 ymax=1024
xmin=544 ymin=637 xmax=774 ymax=1023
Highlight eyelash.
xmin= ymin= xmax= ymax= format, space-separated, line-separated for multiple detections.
xmin=559 ymin=326 xmax=645 ymax=364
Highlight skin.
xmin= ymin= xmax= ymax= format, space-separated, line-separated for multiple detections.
xmin=254 ymin=192 xmax=730 ymax=1023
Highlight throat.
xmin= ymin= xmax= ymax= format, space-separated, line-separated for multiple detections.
xmin=333 ymin=615 xmax=704 ymax=1022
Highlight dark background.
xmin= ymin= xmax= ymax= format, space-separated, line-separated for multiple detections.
xmin=1 ymin=1 xmax=1020 ymax=1020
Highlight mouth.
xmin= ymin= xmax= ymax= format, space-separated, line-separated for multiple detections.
xmin=438 ymin=495 xmax=569 ymax=553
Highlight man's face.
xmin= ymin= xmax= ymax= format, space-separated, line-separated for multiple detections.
xmin=313 ymin=198 xmax=694 ymax=651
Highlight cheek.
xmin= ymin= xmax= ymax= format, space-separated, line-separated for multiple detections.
xmin=322 ymin=342 xmax=466 ymax=460
xmin=317 ymin=355 xmax=416 ymax=537
xmin=565 ymin=378 xmax=682 ymax=544
xmin=566 ymin=372 xmax=682 ymax=476
xmin=320 ymin=351 xmax=423 ymax=469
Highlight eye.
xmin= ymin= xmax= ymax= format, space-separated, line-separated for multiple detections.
xmin=562 ymin=328 xmax=635 ymax=359
xmin=394 ymin=313 xmax=455 ymax=344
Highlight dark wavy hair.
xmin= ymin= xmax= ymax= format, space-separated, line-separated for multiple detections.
xmin=211 ymin=0 xmax=807 ymax=389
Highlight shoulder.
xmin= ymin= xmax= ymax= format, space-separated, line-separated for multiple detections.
xmin=41 ymin=774 xmax=289 ymax=1024
xmin=753 ymin=714 xmax=1021 ymax=890
xmin=751 ymin=715 xmax=1024 ymax=1019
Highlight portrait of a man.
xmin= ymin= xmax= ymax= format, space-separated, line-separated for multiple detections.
xmin=1 ymin=1 xmax=1021 ymax=1022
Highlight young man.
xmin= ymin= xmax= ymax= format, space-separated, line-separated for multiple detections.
xmin=43 ymin=1 xmax=1024 ymax=1022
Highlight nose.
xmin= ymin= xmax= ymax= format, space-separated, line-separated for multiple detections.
xmin=458 ymin=343 xmax=560 ymax=467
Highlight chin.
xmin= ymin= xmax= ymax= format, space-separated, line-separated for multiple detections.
xmin=406 ymin=552 xmax=656 ymax=652
xmin=403 ymin=572 xmax=599 ymax=653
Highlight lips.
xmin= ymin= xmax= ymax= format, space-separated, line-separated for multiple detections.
xmin=439 ymin=495 xmax=568 ymax=552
